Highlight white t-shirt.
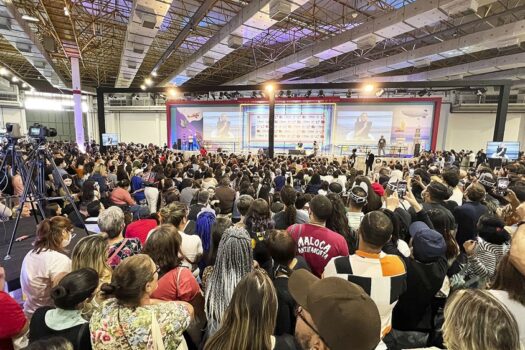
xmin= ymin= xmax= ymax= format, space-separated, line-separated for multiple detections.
xmin=178 ymin=231 xmax=203 ymax=277
xmin=489 ymin=289 xmax=525 ymax=345
xmin=449 ymin=187 xmax=463 ymax=206
xmin=347 ymin=212 xmax=364 ymax=231
xmin=21 ymin=249 xmax=71 ymax=317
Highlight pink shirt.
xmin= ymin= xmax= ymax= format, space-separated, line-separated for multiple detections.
xmin=151 ymin=267 xmax=201 ymax=302
xmin=287 ymin=223 xmax=349 ymax=277
xmin=110 ymin=187 xmax=136 ymax=205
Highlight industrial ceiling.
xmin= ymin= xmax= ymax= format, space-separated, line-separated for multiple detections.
xmin=0 ymin=0 xmax=525 ymax=92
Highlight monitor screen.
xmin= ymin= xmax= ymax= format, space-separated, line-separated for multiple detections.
xmin=102 ymin=133 xmax=119 ymax=146
xmin=486 ymin=141 xmax=520 ymax=160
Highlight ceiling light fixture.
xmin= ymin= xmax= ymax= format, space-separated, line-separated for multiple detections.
xmin=21 ymin=15 xmax=39 ymax=22
xmin=363 ymin=84 xmax=374 ymax=93
xmin=140 ymin=84 xmax=146 ymax=90
xmin=144 ymin=77 xmax=153 ymax=86
xmin=346 ymin=89 xmax=352 ymax=98
xmin=0 ymin=67 xmax=8 ymax=76
xmin=64 ymin=6 xmax=70 ymax=16
xmin=305 ymin=90 xmax=312 ymax=97
xmin=375 ymin=88 xmax=385 ymax=97
xmin=318 ymin=90 xmax=324 ymax=97
xmin=265 ymin=83 xmax=274 ymax=93
xmin=11 ymin=76 xmax=19 ymax=83
xmin=151 ymin=71 xmax=158 ymax=77
xmin=168 ymin=87 xmax=177 ymax=97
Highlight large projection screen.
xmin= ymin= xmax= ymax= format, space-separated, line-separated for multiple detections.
xmin=167 ymin=97 xmax=441 ymax=155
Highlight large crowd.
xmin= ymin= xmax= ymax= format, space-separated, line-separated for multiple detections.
xmin=0 ymin=141 xmax=525 ymax=350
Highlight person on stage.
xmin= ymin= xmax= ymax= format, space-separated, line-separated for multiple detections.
xmin=378 ymin=135 xmax=387 ymax=156
xmin=296 ymin=142 xmax=304 ymax=150
xmin=188 ymin=134 xmax=194 ymax=151
xmin=313 ymin=141 xmax=319 ymax=156
xmin=491 ymin=143 xmax=508 ymax=159
xmin=200 ymin=144 xmax=208 ymax=157
xmin=216 ymin=114 xmax=232 ymax=138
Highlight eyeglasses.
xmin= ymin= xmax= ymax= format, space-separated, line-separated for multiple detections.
xmin=150 ymin=264 xmax=160 ymax=280
xmin=295 ymin=306 xmax=327 ymax=345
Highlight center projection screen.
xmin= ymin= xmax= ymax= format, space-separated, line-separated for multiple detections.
xmin=168 ymin=98 xmax=440 ymax=155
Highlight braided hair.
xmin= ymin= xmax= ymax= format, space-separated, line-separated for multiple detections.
xmin=204 ymin=227 xmax=253 ymax=336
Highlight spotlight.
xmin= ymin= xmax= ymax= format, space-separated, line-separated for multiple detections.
xmin=305 ymin=90 xmax=312 ymax=97
xmin=168 ymin=87 xmax=177 ymax=98
xmin=144 ymin=77 xmax=153 ymax=86
xmin=219 ymin=92 xmax=224 ymax=100
xmin=346 ymin=89 xmax=352 ymax=98
xmin=363 ymin=84 xmax=374 ymax=93
xmin=252 ymin=91 xmax=257 ymax=98
xmin=225 ymin=92 xmax=232 ymax=99
xmin=64 ymin=6 xmax=70 ymax=16
xmin=11 ymin=76 xmax=19 ymax=83
xmin=151 ymin=71 xmax=158 ymax=77
xmin=211 ymin=93 xmax=216 ymax=100
xmin=318 ymin=90 xmax=324 ymax=97
xmin=140 ymin=84 xmax=146 ymax=90
xmin=22 ymin=82 xmax=28 ymax=88
xmin=131 ymin=93 xmax=139 ymax=100
xmin=265 ymin=83 xmax=274 ymax=93
xmin=21 ymin=15 xmax=39 ymax=22
xmin=375 ymin=88 xmax=385 ymax=97
xmin=0 ymin=67 xmax=8 ymax=76
xmin=351 ymin=12 xmax=358 ymax=18
xmin=279 ymin=90 xmax=284 ymax=97
xmin=286 ymin=90 xmax=292 ymax=98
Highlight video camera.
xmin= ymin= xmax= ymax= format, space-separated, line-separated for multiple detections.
xmin=0 ymin=122 xmax=22 ymax=138
xmin=28 ymin=123 xmax=57 ymax=140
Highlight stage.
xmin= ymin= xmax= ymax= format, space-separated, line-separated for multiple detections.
xmin=1 ymin=218 xmax=89 ymax=291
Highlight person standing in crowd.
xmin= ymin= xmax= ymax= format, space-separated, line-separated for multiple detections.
xmin=273 ymin=186 xmax=309 ymax=229
xmin=323 ymin=211 xmax=406 ymax=345
xmin=21 ymin=217 xmax=74 ymax=318
xmin=99 ymin=206 xmax=142 ymax=268
xmin=454 ymin=182 xmax=488 ymax=248
xmin=188 ymin=190 xmax=210 ymax=221
xmin=366 ymin=151 xmax=375 ymax=175
xmin=90 ymin=254 xmax=193 ymax=350
xmin=287 ymin=195 xmax=349 ymax=277
xmin=29 ymin=268 xmax=98 ymax=349
xmin=214 ymin=176 xmax=236 ymax=215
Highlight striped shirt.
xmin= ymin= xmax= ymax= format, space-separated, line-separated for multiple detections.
xmin=466 ymin=239 xmax=510 ymax=282
xmin=323 ymin=250 xmax=407 ymax=337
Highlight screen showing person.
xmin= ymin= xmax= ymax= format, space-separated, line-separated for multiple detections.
xmin=102 ymin=133 xmax=119 ymax=146
xmin=336 ymin=109 xmax=393 ymax=144
xmin=215 ymin=114 xmax=233 ymax=138
xmin=486 ymin=141 xmax=520 ymax=160
xmin=354 ymin=113 xmax=372 ymax=140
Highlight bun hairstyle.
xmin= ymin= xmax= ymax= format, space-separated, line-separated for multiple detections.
xmin=477 ymin=214 xmax=510 ymax=245
xmin=34 ymin=216 xmax=74 ymax=254
xmin=51 ymin=268 xmax=99 ymax=310
xmin=100 ymin=254 xmax=156 ymax=307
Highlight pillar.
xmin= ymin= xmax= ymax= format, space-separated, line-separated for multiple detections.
xmin=70 ymin=56 xmax=85 ymax=152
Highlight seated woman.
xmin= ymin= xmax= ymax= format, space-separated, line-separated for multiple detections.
xmin=21 ymin=217 xmax=73 ymax=318
xmin=144 ymin=224 xmax=205 ymax=346
xmin=90 ymin=254 xmax=194 ymax=350
xmin=29 ymin=268 xmax=99 ymax=349
xmin=71 ymin=234 xmax=112 ymax=317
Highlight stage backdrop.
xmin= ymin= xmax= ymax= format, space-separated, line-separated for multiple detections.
xmin=167 ymin=97 xmax=441 ymax=154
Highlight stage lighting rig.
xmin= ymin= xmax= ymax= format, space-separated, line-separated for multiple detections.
xmin=476 ymin=88 xmax=487 ymax=96
xmin=251 ymin=91 xmax=257 ymax=98
xmin=305 ymin=90 xmax=312 ymax=97
xmin=417 ymin=89 xmax=428 ymax=97
xmin=286 ymin=90 xmax=292 ymax=98
xmin=346 ymin=89 xmax=352 ymax=98
xmin=219 ymin=92 xmax=224 ymax=100
xmin=318 ymin=90 xmax=324 ymax=97
xmin=278 ymin=90 xmax=284 ymax=97
xmin=375 ymin=88 xmax=385 ymax=97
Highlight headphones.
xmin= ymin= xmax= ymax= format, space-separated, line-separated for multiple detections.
xmin=348 ymin=181 xmax=368 ymax=204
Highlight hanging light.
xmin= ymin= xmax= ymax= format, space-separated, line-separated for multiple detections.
xmin=64 ymin=6 xmax=70 ymax=16
xmin=151 ymin=71 xmax=158 ymax=77
xmin=0 ymin=67 xmax=8 ymax=76
xmin=140 ymin=84 xmax=146 ymax=90
xmin=363 ymin=84 xmax=374 ymax=93
xmin=11 ymin=76 xmax=19 ymax=83
xmin=144 ymin=77 xmax=153 ymax=86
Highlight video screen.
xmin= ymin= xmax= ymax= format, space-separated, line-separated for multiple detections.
xmin=102 ymin=133 xmax=119 ymax=146
xmin=487 ymin=141 xmax=520 ymax=160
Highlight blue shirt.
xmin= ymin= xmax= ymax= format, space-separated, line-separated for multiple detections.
xmin=131 ymin=176 xmax=145 ymax=201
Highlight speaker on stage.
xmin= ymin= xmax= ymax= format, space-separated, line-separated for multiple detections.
xmin=413 ymin=143 xmax=421 ymax=157
xmin=177 ymin=138 xmax=182 ymax=150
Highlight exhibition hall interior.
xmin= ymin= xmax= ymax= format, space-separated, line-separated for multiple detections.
xmin=1 ymin=0 xmax=525 ymax=350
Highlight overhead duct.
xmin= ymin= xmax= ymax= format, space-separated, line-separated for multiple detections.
xmin=440 ymin=0 xmax=478 ymax=15
xmin=412 ymin=58 xmax=432 ymax=68
xmin=227 ymin=35 xmax=243 ymax=49
xmin=356 ymin=34 xmax=377 ymax=50
xmin=227 ymin=0 xmax=500 ymax=86
xmin=161 ymin=0 xmax=310 ymax=86
xmin=312 ymin=19 xmax=525 ymax=83
xmin=114 ymin=0 xmax=172 ymax=88
xmin=0 ymin=1 xmax=67 ymax=88
xmin=203 ymin=56 xmax=215 ymax=67
xmin=269 ymin=0 xmax=292 ymax=21
xmin=305 ymin=57 xmax=319 ymax=68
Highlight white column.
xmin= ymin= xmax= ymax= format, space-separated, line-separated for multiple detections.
xmin=70 ymin=56 xmax=85 ymax=152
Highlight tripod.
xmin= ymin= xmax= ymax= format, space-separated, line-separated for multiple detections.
xmin=3 ymin=138 xmax=89 ymax=260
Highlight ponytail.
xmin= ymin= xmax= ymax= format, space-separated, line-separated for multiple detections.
xmin=34 ymin=217 xmax=72 ymax=254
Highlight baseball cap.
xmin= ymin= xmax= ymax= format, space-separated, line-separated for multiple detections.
xmin=289 ymin=269 xmax=381 ymax=350
xmin=409 ymin=221 xmax=447 ymax=263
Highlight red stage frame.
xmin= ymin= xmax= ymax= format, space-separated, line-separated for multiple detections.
xmin=166 ymin=97 xmax=442 ymax=152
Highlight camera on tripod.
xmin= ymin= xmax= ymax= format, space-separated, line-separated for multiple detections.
xmin=28 ymin=123 xmax=57 ymax=140
xmin=0 ymin=122 xmax=22 ymax=138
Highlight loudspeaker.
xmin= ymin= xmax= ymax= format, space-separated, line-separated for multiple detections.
xmin=177 ymin=138 xmax=182 ymax=150
xmin=413 ymin=143 xmax=421 ymax=157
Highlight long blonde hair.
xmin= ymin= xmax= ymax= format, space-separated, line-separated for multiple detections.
xmin=204 ymin=269 xmax=277 ymax=350
xmin=443 ymin=289 xmax=520 ymax=350
xmin=72 ymin=234 xmax=112 ymax=283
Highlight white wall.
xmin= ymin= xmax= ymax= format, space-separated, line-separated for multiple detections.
xmin=0 ymin=106 xmax=26 ymax=131
xmin=438 ymin=106 xmax=525 ymax=151
xmin=105 ymin=111 xmax=167 ymax=146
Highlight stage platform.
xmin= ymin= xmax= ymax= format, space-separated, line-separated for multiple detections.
xmin=1 ymin=218 xmax=89 ymax=291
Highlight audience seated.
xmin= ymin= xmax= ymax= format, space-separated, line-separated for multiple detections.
xmin=2 ymin=142 xmax=525 ymax=350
